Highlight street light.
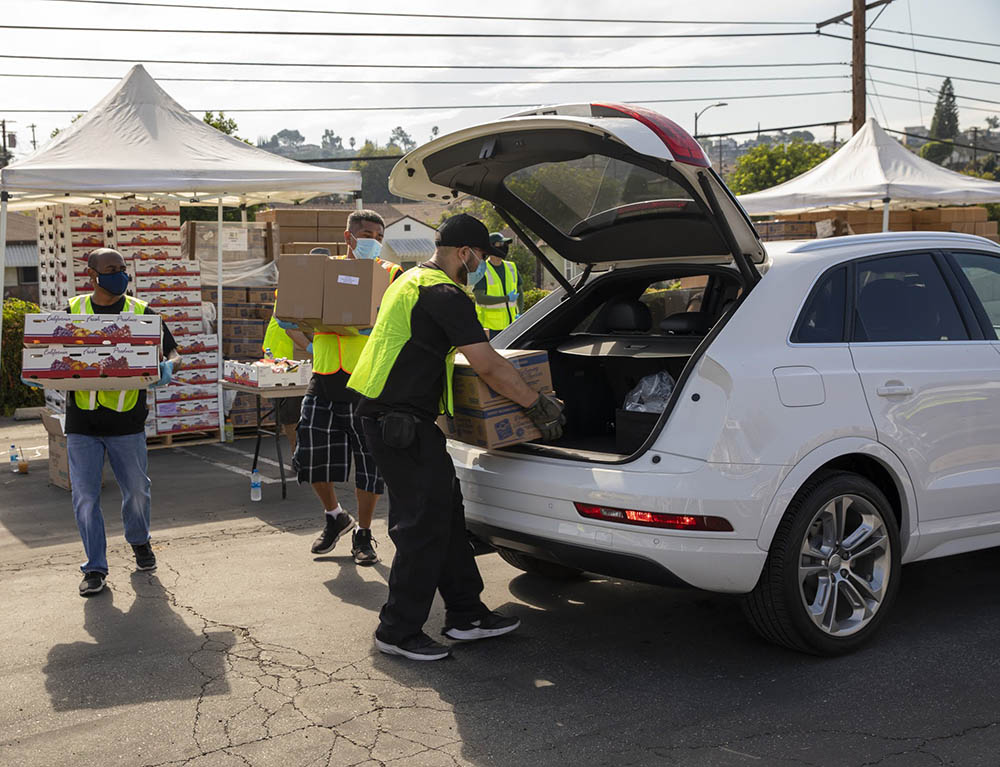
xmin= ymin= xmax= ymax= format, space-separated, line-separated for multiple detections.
xmin=693 ymin=102 xmax=727 ymax=139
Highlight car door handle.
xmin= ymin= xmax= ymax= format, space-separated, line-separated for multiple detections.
xmin=876 ymin=383 xmax=913 ymax=397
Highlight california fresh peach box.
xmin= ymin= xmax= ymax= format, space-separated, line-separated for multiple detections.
xmin=135 ymin=274 xmax=200 ymax=291
xmin=23 ymin=312 xmax=161 ymax=346
xmin=154 ymin=383 xmax=217 ymax=402
xmin=175 ymin=333 xmax=218 ymax=354
xmin=133 ymin=260 xmax=200 ymax=277
xmin=22 ymin=344 xmax=160 ymax=390
xmin=223 ymin=359 xmax=312 ymax=387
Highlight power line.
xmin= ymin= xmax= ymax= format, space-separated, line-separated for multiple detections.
xmin=870 ymin=78 xmax=1000 ymax=108
xmin=0 ymin=52 xmax=848 ymax=70
xmin=875 ymin=93 xmax=1000 ymax=114
xmin=867 ymin=65 xmax=996 ymax=87
xmin=0 ymin=89 xmax=851 ymax=113
xmin=28 ymin=0 xmax=814 ymax=25
xmin=819 ymin=32 xmax=1000 ymax=66
xmin=0 ymin=24 xmax=818 ymax=39
xmin=882 ymin=127 xmax=1000 ymax=156
xmin=0 ymin=71 xmax=852 ymax=86
xmin=869 ymin=25 xmax=1000 ymax=50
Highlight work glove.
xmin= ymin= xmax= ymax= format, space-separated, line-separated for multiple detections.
xmin=151 ymin=360 xmax=173 ymax=388
xmin=20 ymin=376 xmax=42 ymax=389
xmin=275 ymin=318 xmax=299 ymax=330
xmin=507 ymin=290 xmax=519 ymax=303
xmin=306 ymin=341 xmax=313 ymax=354
xmin=524 ymin=392 xmax=566 ymax=441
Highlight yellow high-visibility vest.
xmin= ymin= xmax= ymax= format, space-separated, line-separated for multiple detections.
xmin=68 ymin=293 xmax=149 ymax=413
xmin=475 ymin=259 xmax=519 ymax=331
xmin=262 ymin=290 xmax=295 ymax=359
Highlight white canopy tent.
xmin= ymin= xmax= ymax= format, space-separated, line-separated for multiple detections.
xmin=737 ymin=118 xmax=1000 ymax=230
xmin=0 ymin=64 xmax=361 ymax=435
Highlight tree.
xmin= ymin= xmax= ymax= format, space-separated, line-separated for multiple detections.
xmin=919 ymin=141 xmax=953 ymax=167
xmin=275 ymin=128 xmax=305 ymax=148
xmin=352 ymin=141 xmax=402 ymax=203
xmin=202 ymin=111 xmax=251 ymax=144
xmin=50 ymin=113 xmax=83 ymax=139
xmin=930 ymin=77 xmax=959 ymax=140
xmin=321 ymin=129 xmax=344 ymax=153
xmin=727 ymin=139 xmax=832 ymax=195
xmin=430 ymin=126 xmax=440 ymax=141
xmin=389 ymin=126 xmax=416 ymax=152
xmin=986 ymin=115 xmax=999 ymax=131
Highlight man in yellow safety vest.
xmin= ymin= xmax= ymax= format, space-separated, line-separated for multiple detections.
xmin=473 ymin=232 xmax=523 ymax=339
xmin=261 ymin=288 xmax=313 ymax=454
xmin=279 ymin=210 xmax=403 ymax=566
xmin=63 ymin=248 xmax=179 ymax=597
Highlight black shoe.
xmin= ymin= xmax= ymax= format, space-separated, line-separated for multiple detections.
xmin=375 ymin=632 xmax=452 ymax=661
xmin=132 ymin=542 xmax=157 ymax=571
xmin=351 ymin=528 xmax=379 ymax=565
xmin=79 ymin=571 xmax=106 ymax=596
xmin=442 ymin=611 xmax=521 ymax=641
xmin=311 ymin=511 xmax=356 ymax=555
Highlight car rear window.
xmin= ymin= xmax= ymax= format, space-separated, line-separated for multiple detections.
xmin=853 ymin=253 xmax=969 ymax=342
xmin=503 ymin=154 xmax=696 ymax=236
xmin=952 ymin=251 xmax=1000 ymax=338
xmin=792 ymin=267 xmax=847 ymax=343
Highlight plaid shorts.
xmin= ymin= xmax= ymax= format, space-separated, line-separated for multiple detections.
xmin=292 ymin=394 xmax=385 ymax=493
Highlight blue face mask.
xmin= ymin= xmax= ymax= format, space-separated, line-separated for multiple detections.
xmin=96 ymin=270 xmax=131 ymax=296
xmin=464 ymin=249 xmax=487 ymax=285
xmin=353 ymin=237 xmax=381 ymax=260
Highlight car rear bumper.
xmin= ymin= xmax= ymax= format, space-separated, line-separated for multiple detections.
xmin=453 ymin=447 xmax=784 ymax=593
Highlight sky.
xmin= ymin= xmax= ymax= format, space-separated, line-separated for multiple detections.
xmin=1 ymin=0 xmax=998 ymax=158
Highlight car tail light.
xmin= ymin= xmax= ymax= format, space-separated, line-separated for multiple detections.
xmin=592 ymin=103 xmax=710 ymax=167
xmin=574 ymin=502 xmax=733 ymax=532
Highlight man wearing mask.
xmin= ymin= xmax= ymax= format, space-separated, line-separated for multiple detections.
xmin=348 ymin=214 xmax=565 ymax=661
xmin=64 ymin=248 xmax=178 ymax=596
xmin=473 ymin=232 xmax=522 ymax=339
xmin=283 ymin=211 xmax=403 ymax=566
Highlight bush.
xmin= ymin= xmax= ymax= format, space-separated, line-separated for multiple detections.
xmin=2 ymin=297 xmax=44 ymax=415
xmin=523 ymin=288 xmax=551 ymax=311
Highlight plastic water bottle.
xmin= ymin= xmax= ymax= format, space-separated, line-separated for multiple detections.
xmin=9 ymin=445 xmax=18 ymax=473
xmin=250 ymin=469 xmax=262 ymax=502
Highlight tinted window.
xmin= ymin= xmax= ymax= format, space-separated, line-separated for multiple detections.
xmin=853 ymin=253 xmax=968 ymax=342
xmin=793 ymin=267 xmax=846 ymax=343
xmin=953 ymin=251 xmax=1000 ymax=338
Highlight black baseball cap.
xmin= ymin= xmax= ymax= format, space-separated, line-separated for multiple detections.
xmin=436 ymin=214 xmax=507 ymax=258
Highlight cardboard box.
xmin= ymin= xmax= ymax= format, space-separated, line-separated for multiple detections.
xmin=322 ymin=257 xmax=392 ymax=328
xmin=229 ymin=409 xmax=274 ymax=427
xmin=42 ymin=410 xmax=111 ymax=490
xmin=117 ymin=231 xmax=182 ymax=247
xmin=280 ymin=241 xmax=348 ymax=256
xmin=117 ymin=214 xmax=181 ymax=231
xmin=182 ymin=221 xmax=271 ymax=263
xmin=118 ymin=245 xmax=183 ymax=260
xmin=176 ymin=333 xmax=218 ymax=354
xmin=258 ymin=209 xmax=319 ymax=228
xmin=224 ymin=358 xmax=312 ymax=387
xmin=156 ymin=398 xmax=220 ymax=417
xmin=179 ymin=350 xmax=219 ymax=370
xmin=156 ymin=412 xmax=219 ymax=435
xmin=224 ymin=318 xmax=268 ymax=339
xmin=114 ymin=200 xmax=181 ymax=216
xmin=172 ymin=367 xmax=218 ymax=385
xmin=141 ymin=290 xmax=202 ymax=308
xmin=22 ymin=344 xmax=160 ymax=389
xmin=275 ymin=254 xmax=327 ymax=324
xmin=222 ymin=340 xmax=263 ymax=359
xmin=165 ymin=319 xmax=205 ymax=336
xmin=136 ymin=273 xmax=201 ymax=292
xmin=133 ymin=259 xmax=200 ymax=276
xmin=222 ymin=303 xmax=272 ymax=320
xmin=23 ymin=312 xmax=161 ymax=346
xmin=278 ymin=226 xmax=317 ymax=244
xmin=452 ymin=350 xmax=553 ymax=409
xmin=154 ymin=383 xmax=218 ymax=402
xmin=246 ymin=288 xmax=276 ymax=304
xmin=316 ymin=210 xmax=352 ymax=229
xmin=440 ymin=349 xmax=553 ymax=449
xmin=158 ymin=306 xmax=204 ymax=324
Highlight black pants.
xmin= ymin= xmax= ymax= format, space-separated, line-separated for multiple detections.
xmin=363 ymin=415 xmax=487 ymax=644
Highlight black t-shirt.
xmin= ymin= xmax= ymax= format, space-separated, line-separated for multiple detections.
xmin=63 ymin=295 xmax=178 ymax=437
xmin=307 ymin=368 xmax=355 ymax=404
xmin=357 ymin=263 xmax=487 ymax=421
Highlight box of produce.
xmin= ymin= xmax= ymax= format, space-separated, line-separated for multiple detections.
xmin=139 ymin=290 xmax=202 ymax=308
xmin=23 ymin=312 xmax=161 ymax=345
xmin=224 ymin=358 xmax=311 ymax=388
xmin=175 ymin=333 xmax=218 ymax=354
xmin=22 ymin=344 xmax=160 ymax=389
xmin=135 ymin=273 xmax=201 ymax=291
xmin=155 ymin=413 xmax=219 ymax=435
xmin=133 ymin=259 xmax=200 ymax=276
xmin=154 ymin=383 xmax=218 ymax=402
xmin=155 ymin=398 xmax=220 ymax=418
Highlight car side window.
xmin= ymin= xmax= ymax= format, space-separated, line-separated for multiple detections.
xmin=792 ymin=266 xmax=846 ymax=343
xmin=853 ymin=253 xmax=969 ymax=342
xmin=952 ymin=251 xmax=1000 ymax=338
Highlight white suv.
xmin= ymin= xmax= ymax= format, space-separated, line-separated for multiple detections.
xmin=388 ymin=103 xmax=1000 ymax=655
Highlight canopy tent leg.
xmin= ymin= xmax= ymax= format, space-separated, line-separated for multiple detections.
xmin=240 ymin=200 xmax=247 ymax=224
xmin=217 ymin=198 xmax=225 ymax=441
xmin=0 ymin=193 xmax=8 ymax=362
xmin=882 ymin=197 xmax=891 ymax=232
xmin=354 ymin=190 xmax=363 ymax=211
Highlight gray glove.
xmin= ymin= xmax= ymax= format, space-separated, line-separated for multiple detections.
xmin=525 ymin=392 xmax=566 ymax=441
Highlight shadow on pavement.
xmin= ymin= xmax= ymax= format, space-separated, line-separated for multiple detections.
xmin=371 ymin=547 xmax=1000 ymax=766
xmin=323 ymin=559 xmax=392 ymax=613
xmin=43 ymin=571 xmax=234 ymax=711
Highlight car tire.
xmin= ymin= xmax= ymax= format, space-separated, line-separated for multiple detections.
xmin=496 ymin=547 xmax=584 ymax=579
xmin=742 ymin=471 xmax=901 ymax=656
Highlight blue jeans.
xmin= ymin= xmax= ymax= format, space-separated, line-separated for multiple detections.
xmin=67 ymin=432 xmax=152 ymax=575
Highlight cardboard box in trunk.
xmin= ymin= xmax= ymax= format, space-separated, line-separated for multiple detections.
xmin=439 ymin=350 xmax=553 ymax=449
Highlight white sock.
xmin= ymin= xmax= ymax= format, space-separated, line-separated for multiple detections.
xmin=325 ymin=505 xmax=343 ymax=516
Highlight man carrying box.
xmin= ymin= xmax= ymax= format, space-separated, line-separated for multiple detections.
xmin=65 ymin=248 xmax=178 ymax=597
xmin=279 ymin=211 xmax=403 ymax=566
xmin=347 ymin=214 xmax=565 ymax=661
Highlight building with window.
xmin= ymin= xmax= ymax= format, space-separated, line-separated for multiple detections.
xmin=380 ymin=215 xmax=437 ymax=270
xmin=3 ymin=212 xmax=39 ymax=304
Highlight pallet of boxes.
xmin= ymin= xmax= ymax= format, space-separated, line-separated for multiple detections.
xmin=777 ymin=206 xmax=999 ymax=241
xmin=256 ymin=208 xmax=350 ymax=259
xmin=22 ymin=311 xmax=161 ymax=489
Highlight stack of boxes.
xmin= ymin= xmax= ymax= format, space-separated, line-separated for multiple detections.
xmin=775 ymin=206 xmax=999 ymax=242
xmin=36 ymin=203 xmax=108 ymax=311
xmin=256 ymin=208 xmax=350 ymax=257
xmin=182 ymin=220 xmax=272 ymax=263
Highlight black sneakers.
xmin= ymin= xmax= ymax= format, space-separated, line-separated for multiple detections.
xmin=132 ymin=542 xmax=157 ymax=571
xmin=442 ymin=611 xmax=521 ymax=641
xmin=351 ymin=528 xmax=379 ymax=565
xmin=311 ymin=511 xmax=357 ymax=555
xmin=79 ymin=571 xmax=106 ymax=596
xmin=375 ymin=632 xmax=452 ymax=661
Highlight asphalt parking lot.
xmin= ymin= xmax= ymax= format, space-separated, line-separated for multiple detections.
xmin=1 ymin=418 xmax=999 ymax=767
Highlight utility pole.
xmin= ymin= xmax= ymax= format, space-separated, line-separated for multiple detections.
xmin=816 ymin=1 xmax=894 ymax=135
xmin=28 ymin=123 xmax=37 ymax=150
xmin=832 ymin=123 xmax=838 ymax=149
xmin=972 ymin=127 xmax=978 ymax=169
xmin=1 ymin=120 xmax=7 ymax=168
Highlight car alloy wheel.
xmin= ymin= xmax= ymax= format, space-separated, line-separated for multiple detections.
xmin=798 ymin=493 xmax=892 ymax=638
